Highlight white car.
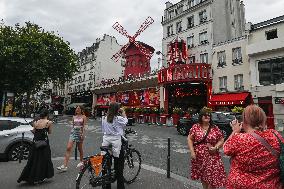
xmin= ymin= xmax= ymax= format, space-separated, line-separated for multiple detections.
xmin=0 ymin=117 xmax=34 ymax=161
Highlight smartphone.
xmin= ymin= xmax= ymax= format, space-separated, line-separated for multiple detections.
xmin=235 ymin=114 xmax=243 ymax=123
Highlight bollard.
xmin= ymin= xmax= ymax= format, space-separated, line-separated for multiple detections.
xmin=75 ymin=142 xmax=78 ymax=160
xmin=167 ymin=137 xmax=171 ymax=178
xmin=19 ymin=132 xmax=24 ymax=163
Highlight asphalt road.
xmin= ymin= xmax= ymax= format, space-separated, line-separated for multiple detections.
xmin=49 ymin=116 xmax=230 ymax=177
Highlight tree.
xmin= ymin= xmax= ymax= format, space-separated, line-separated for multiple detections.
xmin=0 ymin=21 xmax=78 ymax=114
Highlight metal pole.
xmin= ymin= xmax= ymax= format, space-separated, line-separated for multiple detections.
xmin=167 ymin=137 xmax=171 ymax=178
xmin=19 ymin=132 xmax=24 ymax=163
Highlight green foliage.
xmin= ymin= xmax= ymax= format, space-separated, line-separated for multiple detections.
xmin=151 ymin=107 xmax=159 ymax=114
xmin=0 ymin=21 xmax=78 ymax=94
xmin=134 ymin=107 xmax=142 ymax=113
xmin=124 ymin=107 xmax=133 ymax=113
xmin=172 ymin=107 xmax=183 ymax=115
xmin=231 ymin=106 xmax=244 ymax=113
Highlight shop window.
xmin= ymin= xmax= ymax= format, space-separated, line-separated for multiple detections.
xmin=258 ymin=57 xmax=284 ymax=85
xmin=266 ymin=29 xmax=278 ymax=40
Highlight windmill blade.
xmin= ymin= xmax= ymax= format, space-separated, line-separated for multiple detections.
xmin=111 ymin=43 xmax=130 ymax=62
xmin=133 ymin=16 xmax=154 ymax=39
xmin=112 ymin=22 xmax=131 ymax=39
xmin=133 ymin=41 xmax=154 ymax=60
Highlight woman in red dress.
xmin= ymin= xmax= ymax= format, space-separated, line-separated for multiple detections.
xmin=223 ymin=105 xmax=283 ymax=189
xmin=188 ymin=107 xmax=226 ymax=189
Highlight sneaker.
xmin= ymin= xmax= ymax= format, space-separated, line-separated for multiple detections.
xmin=76 ymin=161 xmax=84 ymax=168
xmin=57 ymin=165 xmax=67 ymax=172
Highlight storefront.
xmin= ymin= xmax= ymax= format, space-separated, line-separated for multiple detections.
xmin=209 ymin=92 xmax=253 ymax=111
xmin=158 ymin=63 xmax=212 ymax=113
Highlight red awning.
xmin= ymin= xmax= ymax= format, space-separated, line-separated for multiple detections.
xmin=209 ymin=92 xmax=250 ymax=106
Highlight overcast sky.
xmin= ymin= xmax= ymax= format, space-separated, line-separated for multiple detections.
xmin=1 ymin=0 xmax=284 ymax=69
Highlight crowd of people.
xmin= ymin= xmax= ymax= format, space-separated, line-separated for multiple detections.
xmin=16 ymin=103 xmax=284 ymax=189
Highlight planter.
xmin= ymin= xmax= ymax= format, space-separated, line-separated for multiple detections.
xmin=159 ymin=114 xmax=168 ymax=125
xmin=172 ymin=114 xmax=180 ymax=126
xmin=149 ymin=114 xmax=158 ymax=124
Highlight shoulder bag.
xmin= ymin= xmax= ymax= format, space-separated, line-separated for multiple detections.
xmin=193 ymin=125 xmax=211 ymax=146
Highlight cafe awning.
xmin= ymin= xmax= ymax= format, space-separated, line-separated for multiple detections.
xmin=209 ymin=92 xmax=251 ymax=106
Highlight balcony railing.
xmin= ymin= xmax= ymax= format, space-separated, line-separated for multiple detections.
xmin=232 ymin=58 xmax=243 ymax=65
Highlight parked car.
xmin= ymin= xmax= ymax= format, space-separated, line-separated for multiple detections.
xmin=177 ymin=112 xmax=235 ymax=139
xmin=0 ymin=117 xmax=34 ymax=161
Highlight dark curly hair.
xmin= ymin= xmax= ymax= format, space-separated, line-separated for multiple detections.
xmin=40 ymin=108 xmax=49 ymax=119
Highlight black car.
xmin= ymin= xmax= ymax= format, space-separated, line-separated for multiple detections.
xmin=177 ymin=112 xmax=235 ymax=139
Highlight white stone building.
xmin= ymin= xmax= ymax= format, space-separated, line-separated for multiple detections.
xmin=67 ymin=34 xmax=123 ymax=109
xmin=161 ymin=0 xmax=245 ymax=66
xmin=247 ymin=15 xmax=284 ymax=130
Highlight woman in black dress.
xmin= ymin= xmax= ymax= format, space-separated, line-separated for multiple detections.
xmin=17 ymin=108 xmax=54 ymax=184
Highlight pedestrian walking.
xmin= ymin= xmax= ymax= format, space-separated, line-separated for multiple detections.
xmin=101 ymin=102 xmax=128 ymax=189
xmin=17 ymin=108 xmax=54 ymax=184
xmin=223 ymin=105 xmax=284 ymax=189
xmin=57 ymin=105 xmax=87 ymax=171
xmin=187 ymin=107 xmax=226 ymax=189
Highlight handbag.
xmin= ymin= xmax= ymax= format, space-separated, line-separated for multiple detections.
xmin=251 ymin=131 xmax=284 ymax=183
xmin=34 ymin=140 xmax=48 ymax=149
xmin=193 ymin=125 xmax=211 ymax=146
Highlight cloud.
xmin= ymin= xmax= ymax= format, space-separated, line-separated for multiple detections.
xmin=2 ymin=0 xmax=284 ymax=70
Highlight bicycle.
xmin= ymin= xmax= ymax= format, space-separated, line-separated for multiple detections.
xmin=76 ymin=128 xmax=141 ymax=189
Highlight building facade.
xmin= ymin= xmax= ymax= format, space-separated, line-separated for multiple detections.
xmin=67 ymin=34 xmax=123 ymax=111
xmin=210 ymin=36 xmax=252 ymax=110
xmin=248 ymin=15 xmax=284 ymax=130
xmin=159 ymin=0 xmax=245 ymax=113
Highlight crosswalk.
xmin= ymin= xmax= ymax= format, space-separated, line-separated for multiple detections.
xmin=56 ymin=119 xmax=189 ymax=154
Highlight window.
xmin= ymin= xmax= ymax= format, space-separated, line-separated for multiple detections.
xmin=234 ymin=74 xmax=243 ymax=90
xmin=187 ymin=36 xmax=194 ymax=48
xmin=232 ymin=47 xmax=242 ymax=64
xmin=219 ymin=76 xmax=227 ymax=91
xmin=189 ymin=56 xmax=195 ymax=63
xmin=266 ymin=29 xmax=278 ymax=40
xmin=167 ymin=25 xmax=173 ymax=36
xmin=187 ymin=16 xmax=194 ymax=28
xmin=200 ymin=53 xmax=208 ymax=63
xmin=199 ymin=32 xmax=208 ymax=45
xmin=0 ymin=120 xmax=20 ymax=131
xmin=258 ymin=57 xmax=284 ymax=85
xmin=176 ymin=21 xmax=182 ymax=33
xmin=217 ymin=51 xmax=226 ymax=67
xmin=189 ymin=0 xmax=195 ymax=7
xmin=199 ymin=10 xmax=207 ymax=24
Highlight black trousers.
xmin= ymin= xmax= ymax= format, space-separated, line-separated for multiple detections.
xmin=104 ymin=147 xmax=125 ymax=189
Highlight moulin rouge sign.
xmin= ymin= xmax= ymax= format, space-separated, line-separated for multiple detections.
xmin=158 ymin=63 xmax=212 ymax=84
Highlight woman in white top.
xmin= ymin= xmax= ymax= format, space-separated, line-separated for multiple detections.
xmin=102 ymin=102 xmax=128 ymax=189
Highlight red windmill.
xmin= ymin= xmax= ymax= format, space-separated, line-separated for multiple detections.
xmin=111 ymin=16 xmax=154 ymax=62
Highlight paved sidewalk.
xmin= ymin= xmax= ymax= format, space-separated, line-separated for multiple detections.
xmin=0 ymin=159 xmax=202 ymax=189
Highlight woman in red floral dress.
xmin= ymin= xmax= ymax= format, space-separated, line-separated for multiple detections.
xmin=223 ymin=105 xmax=283 ymax=189
xmin=188 ymin=107 xmax=226 ymax=189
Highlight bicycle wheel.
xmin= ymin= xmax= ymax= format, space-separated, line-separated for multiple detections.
xmin=123 ymin=149 xmax=141 ymax=184
xmin=76 ymin=163 xmax=99 ymax=189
